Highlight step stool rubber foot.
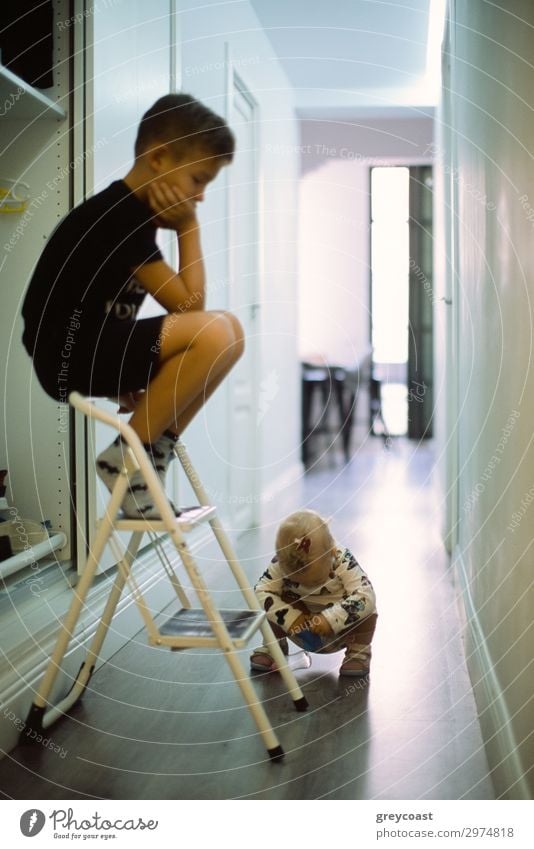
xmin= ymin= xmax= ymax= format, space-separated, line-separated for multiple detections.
xmin=65 ymin=661 xmax=95 ymax=705
xmin=268 ymin=745 xmax=285 ymax=762
xmin=293 ymin=696 xmax=309 ymax=712
xmin=19 ymin=704 xmax=45 ymax=746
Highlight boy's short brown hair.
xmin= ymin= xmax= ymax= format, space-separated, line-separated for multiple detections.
xmin=275 ymin=510 xmax=335 ymax=580
xmin=134 ymin=93 xmax=235 ymax=162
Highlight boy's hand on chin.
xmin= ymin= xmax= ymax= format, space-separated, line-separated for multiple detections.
xmin=148 ymin=181 xmax=198 ymax=230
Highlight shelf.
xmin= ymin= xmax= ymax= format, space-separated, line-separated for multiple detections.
xmin=0 ymin=64 xmax=66 ymax=121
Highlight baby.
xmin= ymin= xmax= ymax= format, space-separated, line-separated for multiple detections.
xmin=251 ymin=509 xmax=377 ymax=677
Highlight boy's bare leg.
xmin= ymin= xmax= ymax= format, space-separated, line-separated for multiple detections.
xmin=128 ymin=310 xmax=243 ymax=444
xmin=167 ymin=311 xmax=244 ymax=435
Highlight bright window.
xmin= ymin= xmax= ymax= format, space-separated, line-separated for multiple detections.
xmin=371 ymin=166 xmax=409 ymax=364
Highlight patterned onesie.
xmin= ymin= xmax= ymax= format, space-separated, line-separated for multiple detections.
xmin=255 ymin=545 xmax=377 ymax=654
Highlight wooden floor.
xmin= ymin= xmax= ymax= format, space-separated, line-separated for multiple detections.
xmin=0 ymin=436 xmax=495 ymax=800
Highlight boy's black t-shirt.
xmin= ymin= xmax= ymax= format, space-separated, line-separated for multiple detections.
xmin=21 ymin=179 xmax=163 ymax=359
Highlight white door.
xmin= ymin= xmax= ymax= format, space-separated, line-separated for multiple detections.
xmin=227 ymin=77 xmax=260 ymax=530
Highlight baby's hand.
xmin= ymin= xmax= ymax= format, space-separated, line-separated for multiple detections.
xmin=308 ymin=614 xmax=333 ymax=636
xmin=148 ymin=181 xmax=197 ymax=230
xmin=288 ymin=613 xmax=312 ymax=635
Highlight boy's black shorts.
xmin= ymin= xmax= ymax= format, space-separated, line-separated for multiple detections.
xmin=30 ymin=315 xmax=166 ymax=402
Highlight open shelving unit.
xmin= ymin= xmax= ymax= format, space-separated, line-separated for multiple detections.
xmin=0 ymin=64 xmax=66 ymax=122
xmin=0 ymin=2 xmax=72 ymax=576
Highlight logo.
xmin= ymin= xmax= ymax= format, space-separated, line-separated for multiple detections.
xmin=20 ymin=810 xmax=46 ymax=837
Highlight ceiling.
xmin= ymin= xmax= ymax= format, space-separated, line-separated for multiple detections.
xmin=249 ymin=0 xmax=437 ymax=118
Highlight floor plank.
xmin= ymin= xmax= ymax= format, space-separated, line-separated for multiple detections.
xmin=0 ymin=437 xmax=495 ymax=799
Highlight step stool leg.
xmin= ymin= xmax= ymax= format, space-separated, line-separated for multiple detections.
xmin=169 ymin=532 xmax=284 ymax=760
xmin=174 ymin=440 xmax=309 ymax=713
xmin=77 ymin=530 xmax=144 ymax=682
xmin=22 ymin=472 xmax=130 ymax=738
xmin=258 ymin=620 xmax=309 ymax=712
xmin=220 ymin=647 xmax=285 ymax=761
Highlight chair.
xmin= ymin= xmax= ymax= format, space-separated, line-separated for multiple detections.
xmin=301 ymin=359 xmax=365 ymax=464
xmin=21 ymin=392 xmax=308 ymax=762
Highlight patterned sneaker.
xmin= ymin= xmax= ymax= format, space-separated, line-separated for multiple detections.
xmin=145 ymin=430 xmax=179 ymax=487
xmin=339 ymin=647 xmax=371 ymax=678
xmin=250 ymin=637 xmax=289 ymax=672
xmin=96 ymin=433 xmax=179 ymax=520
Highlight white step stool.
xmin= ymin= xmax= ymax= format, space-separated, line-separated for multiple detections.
xmin=22 ymin=391 xmax=308 ymax=762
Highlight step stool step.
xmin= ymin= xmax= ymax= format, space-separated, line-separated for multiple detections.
xmin=101 ymin=504 xmax=216 ymax=533
xmin=152 ymin=607 xmax=265 ymax=649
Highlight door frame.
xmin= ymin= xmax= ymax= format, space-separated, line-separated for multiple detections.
xmin=224 ymin=49 xmax=262 ymax=527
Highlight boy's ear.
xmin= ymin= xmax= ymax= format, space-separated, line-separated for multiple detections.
xmin=145 ymin=143 xmax=172 ymax=174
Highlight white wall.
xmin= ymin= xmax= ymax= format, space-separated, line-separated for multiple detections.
xmin=178 ymin=1 xmax=302 ymax=512
xmin=437 ymin=0 xmax=534 ymax=799
xmin=298 ymin=116 xmax=433 ymax=368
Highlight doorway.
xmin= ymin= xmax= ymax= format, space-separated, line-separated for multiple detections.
xmin=369 ymin=165 xmax=433 ymax=440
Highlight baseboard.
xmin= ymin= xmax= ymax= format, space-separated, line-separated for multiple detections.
xmin=452 ymin=546 xmax=531 ymax=800
xmin=0 ymin=530 xmax=208 ymax=760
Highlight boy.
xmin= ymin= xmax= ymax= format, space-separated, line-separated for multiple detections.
xmin=251 ymin=510 xmax=378 ymax=677
xmin=22 ymin=93 xmax=243 ymax=517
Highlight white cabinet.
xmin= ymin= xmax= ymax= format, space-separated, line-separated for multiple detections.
xmin=0 ymin=1 xmax=72 ymax=564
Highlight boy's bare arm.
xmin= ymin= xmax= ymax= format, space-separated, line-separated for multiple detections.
xmin=132 ymin=258 xmax=204 ymax=313
xmin=132 ymin=181 xmax=206 ymax=312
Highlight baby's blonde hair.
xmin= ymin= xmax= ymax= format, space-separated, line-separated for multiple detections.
xmin=275 ymin=509 xmax=335 ymax=578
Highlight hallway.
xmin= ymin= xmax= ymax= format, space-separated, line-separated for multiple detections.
xmin=0 ymin=437 xmax=494 ymax=800
xmin=2 ymin=0 xmax=534 ymax=809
